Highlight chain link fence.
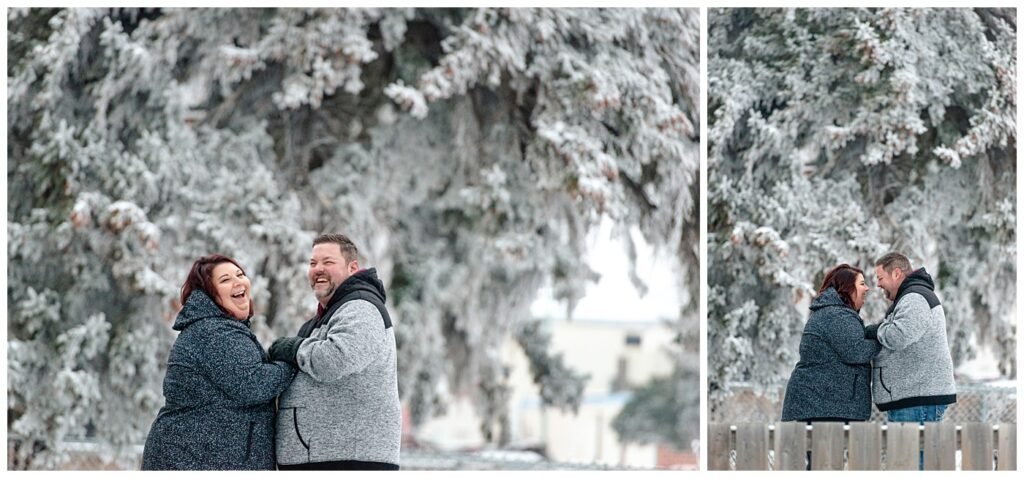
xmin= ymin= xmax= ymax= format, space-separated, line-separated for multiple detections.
xmin=711 ymin=382 xmax=1016 ymax=424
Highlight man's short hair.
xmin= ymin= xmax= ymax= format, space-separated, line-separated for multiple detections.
xmin=875 ymin=252 xmax=912 ymax=274
xmin=313 ymin=233 xmax=359 ymax=264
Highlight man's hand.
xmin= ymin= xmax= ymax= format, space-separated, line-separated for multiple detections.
xmin=864 ymin=323 xmax=880 ymax=341
xmin=269 ymin=336 xmax=304 ymax=367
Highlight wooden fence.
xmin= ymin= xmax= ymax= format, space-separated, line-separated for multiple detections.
xmin=709 ymin=422 xmax=1016 ymax=470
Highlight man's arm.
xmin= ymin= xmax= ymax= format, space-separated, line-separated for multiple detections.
xmin=876 ymin=293 xmax=932 ymax=351
xmin=293 ymin=300 xmax=387 ymax=383
xmin=864 ymin=322 xmax=880 ymax=339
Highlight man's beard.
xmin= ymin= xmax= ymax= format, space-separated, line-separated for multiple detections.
xmin=312 ymin=277 xmax=335 ymax=300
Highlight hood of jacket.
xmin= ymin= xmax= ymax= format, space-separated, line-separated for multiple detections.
xmin=322 ymin=267 xmax=387 ymax=312
xmin=173 ymin=289 xmax=249 ymax=331
xmin=809 ymin=286 xmax=852 ymax=312
xmin=885 ymin=267 xmax=938 ymax=316
xmin=896 ymin=267 xmax=935 ymax=296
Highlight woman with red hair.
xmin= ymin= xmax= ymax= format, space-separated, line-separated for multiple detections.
xmin=781 ymin=264 xmax=881 ymax=423
xmin=142 ymin=255 xmax=295 ymax=470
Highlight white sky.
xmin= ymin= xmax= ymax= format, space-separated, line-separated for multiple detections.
xmin=530 ymin=217 xmax=682 ymax=323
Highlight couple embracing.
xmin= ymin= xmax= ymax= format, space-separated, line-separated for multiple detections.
xmin=782 ymin=252 xmax=957 ymax=425
xmin=140 ymin=234 xmax=401 ymax=470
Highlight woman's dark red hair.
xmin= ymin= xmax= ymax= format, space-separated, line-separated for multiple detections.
xmin=818 ymin=264 xmax=864 ymax=309
xmin=180 ymin=254 xmax=254 ymax=319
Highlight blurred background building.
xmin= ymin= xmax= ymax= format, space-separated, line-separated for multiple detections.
xmin=407 ymin=318 xmax=693 ymax=469
xmin=401 ymin=220 xmax=695 ymax=470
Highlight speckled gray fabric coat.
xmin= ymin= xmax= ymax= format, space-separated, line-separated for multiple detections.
xmin=871 ymin=268 xmax=957 ymax=411
xmin=276 ymin=270 xmax=401 ymax=467
xmin=142 ymin=290 xmax=296 ymax=470
xmin=781 ymin=287 xmax=882 ymax=422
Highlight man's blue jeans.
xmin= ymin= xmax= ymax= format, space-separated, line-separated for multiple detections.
xmin=887 ymin=404 xmax=947 ymax=423
xmin=887 ymin=404 xmax=948 ymax=469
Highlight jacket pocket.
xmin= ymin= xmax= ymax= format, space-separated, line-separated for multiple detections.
xmin=292 ymin=408 xmax=310 ymax=452
xmin=245 ymin=421 xmax=255 ymax=461
xmin=276 ymin=407 xmax=311 ymax=465
xmin=851 ymin=374 xmax=859 ymax=400
xmin=877 ymin=367 xmax=892 ymax=398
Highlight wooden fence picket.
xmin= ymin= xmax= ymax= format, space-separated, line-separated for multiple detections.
xmin=810 ymin=422 xmax=845 ymax=470
xmin=847 ymin=422 xmax=882 ymax=470
xmin=734 ymin=423 xmax=769 ymax=470
xmin=962 ymin=422 xmax=994 ymax=470
xmin=708 ymin=423 xmax=732 ymax=471
xmin=885 ymin=422 xmax=920 ymax=470
xmin=923 ymin=422 xmax=956 ymax=470
xmin=997 ymin=422 xmax=1016 ymax=470
xmin=774 ymin=421 xmax=806 ymax=471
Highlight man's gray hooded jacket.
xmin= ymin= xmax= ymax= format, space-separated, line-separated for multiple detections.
xmin=870 ymin=268 xmax=957 ymax=411
xmin=276 ymin=268 xmax=401 ymax=467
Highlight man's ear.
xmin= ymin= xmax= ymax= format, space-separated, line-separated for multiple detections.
xmin=348 ymin=260 xmax=360 ymax=273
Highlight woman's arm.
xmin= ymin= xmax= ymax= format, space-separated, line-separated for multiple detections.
xmin=826 ymin=310 xmax=882 ymax=365
xmin=193 ymin=320 xmax=297 ymax=405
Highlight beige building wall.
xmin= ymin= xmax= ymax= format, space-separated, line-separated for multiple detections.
xmin=505 ymin=319 xmax=674 ymax=466
xmin=414 ymin=319 xmax=675 ymax=467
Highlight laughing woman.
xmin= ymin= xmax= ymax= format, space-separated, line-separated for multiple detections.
xmin=781 ymin=264 xmax=882 ymax=423
xmin=142 ymin=255 xmax=296 ymax=470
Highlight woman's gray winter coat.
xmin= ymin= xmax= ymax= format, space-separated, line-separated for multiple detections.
xmin=781 ymin=287 xmax=882 ymax=422
xmin=142 ymin=290 xmax=296 ymax=470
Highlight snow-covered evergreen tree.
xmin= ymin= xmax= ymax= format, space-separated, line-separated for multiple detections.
xmin=708 ymin=8 xmax=1016 ymax=409
xmin=7 ymin=8 xmax=698 ymax=466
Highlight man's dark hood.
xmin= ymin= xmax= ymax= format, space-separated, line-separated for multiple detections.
xmin=898 ymin=267 xmax=935 ymax=293
xmin=887 ymin=267 xmax=940 ymax=315
xmin=298 ymin=267 xmax=392 ymax=338
xmin=321 ymin=268 xmax=386 ymax=314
